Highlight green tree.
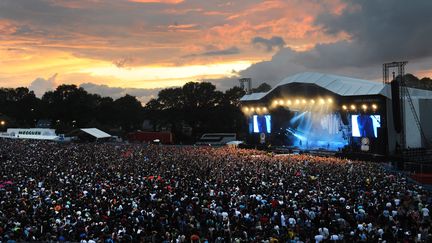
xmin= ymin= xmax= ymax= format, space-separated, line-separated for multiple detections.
xmin=0 ymin=87 xmax=39 ymax=127
xmin=41 ymin=84 xmax=103 ymax=131
xmin=144 ymin=82 xmax=246 ymax=143
xmin=223 ymin=86 xmax=246 ymax=106
xmin=157 ymin=88 xmax=184 ymax=109
xmin=113 ymin=94 xmax=143 ymax=131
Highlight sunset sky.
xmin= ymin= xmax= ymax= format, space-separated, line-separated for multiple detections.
xmin=1 ymin=0 xmax=431 ymax=102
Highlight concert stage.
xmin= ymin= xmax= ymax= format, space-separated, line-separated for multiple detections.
xmin=240 ymin=72 xmax=432 ymax=159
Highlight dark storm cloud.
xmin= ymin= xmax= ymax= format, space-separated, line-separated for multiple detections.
xmin=231 ymin=0 xmax=432 ymax=87
xmin=0 ymin=0 xmax=78 ymax=25
xmin=251 ymin=36 xmax=285 ymax=52
xmin=239 ymin=47 xmax=307 ymax=86
xmin=308 ymin=0 xmax=432 ymax=67
xmin=184 ymin=46 xmax=240 ymax=58
xmin=201 ymin=46 xmax=240 ymax=56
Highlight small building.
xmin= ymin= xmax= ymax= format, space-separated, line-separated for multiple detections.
xmin=4 ymin=128 xmax=59 ymax=140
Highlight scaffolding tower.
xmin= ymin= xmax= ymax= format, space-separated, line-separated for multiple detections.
xmin=239 ymin=78 xmax=252 ymax=94
xmin=383 ymin=61 xmax=429 ymax=149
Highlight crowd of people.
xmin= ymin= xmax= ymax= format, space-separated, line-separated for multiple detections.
xmin=0 ymin=139 xmax=431 ymax=242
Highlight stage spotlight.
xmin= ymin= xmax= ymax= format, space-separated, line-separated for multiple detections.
xmin=287 ymin=100 xmax=292 ymax=105
xmin=319 ymin=98 xmax=325 ymax=104
xmin=273 ymin=100 xmax=278 ymax=106
xmin=279 ymin=99 xmax=284 ymax=105
xmin=250 ymin=107 xmax=255 ymax=112
xmin=302 ymin=99 xmax=307 ymax=104
xmin=244 ymin=107 xmax=249 ymax=112
xmin=350 ymin=105 xmax=356 ymax=110
xmin=362 ymin=104 xmax=367 ymax=110
xmin=342 ymin=105 xmax=347 ymax=110
xmin=256 ymin=107 xmax=261 ymax=112
xmin=295 ymin=99 xmax=300 ymax=105
xmin=310 ymin=99 xmax=315 ymax=104
xmin=372 ymin=104 xmax=377 ymax=110
xmin=327 ymin=98 xmax=333 ymax=103
xmin=263 ymin=107 xmax=268 ymax=112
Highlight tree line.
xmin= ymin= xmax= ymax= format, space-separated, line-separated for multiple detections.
xmin=3 ymin=73 xmax=427 ymax=142
xmin=0 ymin=81 xmax=271 ymax=142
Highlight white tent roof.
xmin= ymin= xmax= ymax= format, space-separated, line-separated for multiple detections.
xmin=277 ymin=72 xmax=390 ymax=97
xmin=240 ymin=72 xmax=432 ymax=102
xmin=240 ymin=92 xmax=267 ymax=101
xmin=241 ymin=72 xmax=392 ymax=101
xmin=80 ymin=128 xmax=111 ymax=139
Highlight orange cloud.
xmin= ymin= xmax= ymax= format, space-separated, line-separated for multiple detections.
xmin=128 ymin=0 xmax=183 ymax=4
xmin=203 ymin=11 xmax=228 ymax=16
xmin=201 ymin=0 xmax=349 ymax=54
xmin=168 ymin=24 xmax=199 ymax=32
xmin=46 ymin=0 xmax=102 ymax=9
xmin=226 ymin=0 xmax=285 ymax=20
xmin=0 ymin=20 xmax=18 ymax=35
xmin=163 ymin=8 xmax=203 ymax=15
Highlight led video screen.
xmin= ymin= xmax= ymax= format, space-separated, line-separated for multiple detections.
xmin=351 ymin=114 xmax=381 ymax=138
xmin=249 ymin=115 xmax=271 ymax=133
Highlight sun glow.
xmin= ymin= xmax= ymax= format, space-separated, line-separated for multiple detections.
xmin=80 ymin=61 xmax=252 ymax=88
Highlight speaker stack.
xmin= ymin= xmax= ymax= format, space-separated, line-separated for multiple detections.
xmin=391 ymin=79 xmax=402 ymax=133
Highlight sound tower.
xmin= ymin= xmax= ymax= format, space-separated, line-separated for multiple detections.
xmin=391 ymin=79 xmax=402 ymax=133
xmin=376 ymin=127 xmax=387 ymax=154
xmin=341 ymin=113 xmax=349 ymax=126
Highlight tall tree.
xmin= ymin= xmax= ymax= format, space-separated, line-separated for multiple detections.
xmin=144 ymin=82 xmax=246 ymax=142
xmin=41 ymin=84 xmax=102 ymax=130
xmin=182 ymin=82 xmax=223 ymax=109
xmin=223 ymin=86 xmax=246 ymax=106
xmin=113 ymin=94 xmax=143 ymax=131
xmin=0 ymin=87 xmax=39 ymax=127
xmin=157 ymin=88 xmax=184 ymax=109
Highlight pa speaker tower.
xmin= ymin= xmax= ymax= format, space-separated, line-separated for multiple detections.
xmin=391 ymin=79 xmax=402 ymax=133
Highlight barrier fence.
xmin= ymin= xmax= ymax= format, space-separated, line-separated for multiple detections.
xmin=403 ymin=162 xmax=432 ymax=174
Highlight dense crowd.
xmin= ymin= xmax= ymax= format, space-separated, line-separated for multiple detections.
xmin=0 ymin=139 xmax=431 ymax=242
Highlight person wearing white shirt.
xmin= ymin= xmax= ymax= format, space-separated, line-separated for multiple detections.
xmin=330 ymin=234 xmax=339 ymax=241
xmin=288 ymin=217 xmax=296 ymax=226
xmin=394 ymin=198 xmax=401 ymax=206
xmin=421 ymin=207 xmax=429 ymax=217
xmin=281 ymin=214 xmax=286 ymax=227
xmin=319 ymin=227 xmax=329 ymax=239
xmin=314 ymin=234 xmax=324 ymax=242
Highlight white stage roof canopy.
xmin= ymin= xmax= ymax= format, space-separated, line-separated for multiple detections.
xmin=241 ymin=72 xmax=393 ymax=101
xmin=80 ymin=128 xmax=111 ymax=139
